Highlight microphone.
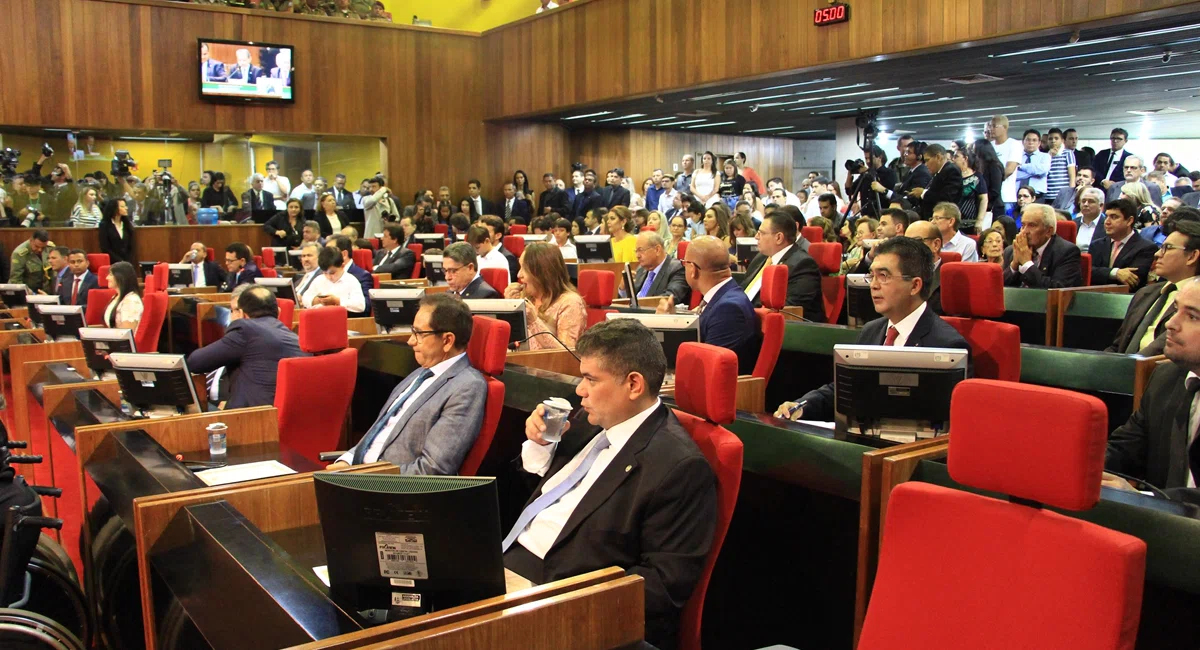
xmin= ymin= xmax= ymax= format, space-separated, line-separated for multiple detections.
xmin=509 ymin=331 xmax=581 ymax=361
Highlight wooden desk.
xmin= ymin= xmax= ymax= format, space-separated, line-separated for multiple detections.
xmin=176 ymin=286 xmax=218 ymax=295
xmin=661 ymin=375 xmax=767 ymax=414
xmin=10 ymin=339 xmax=85 ymax=473
xmin=507 ymin=349 xmax=581 ymax=377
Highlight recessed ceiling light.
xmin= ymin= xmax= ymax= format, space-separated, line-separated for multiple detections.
xmin=942 ymin=105 xmax=1018 ymax=115
xmin=742 ymin=126 xmax=793 ymax=133
xmin=757 ymin=77 xmax=837 ymax=92
xmin=991 ymin=24 xmax=1200 ymax=58
xmin=655 ymin=119 xmax=708 ymax=127
xmin=563 ymin=111 xmax=612 ymax=121
xmin=1167 ymin=86 xmax=1200 ymax=92
xmin=722 ymin=83 xmax=870 ymax=105
xmin=1118 ymin=69 xmax=1200 ymax=82
xmin=1091 ymin=60 xmax=1200 ymax=77
xmin=779 ymin=130 xmax=825 ymax=136
xmin=685 ymin=121 xmax=737 ymax=129
xmin=625 ymin=117 xmax=677 ymax=125
xmin=689 ymin=77 xmax=837 ymax=102
xmin=593 ymin=113 xmax=646 ymax=123
xmin=780 ymin=87 xmax=900 ymax=109
xmin=852 ymin=96 xmax=964 ymax=112
xmin=1127 ymin=108 xmax=1187 ymax=116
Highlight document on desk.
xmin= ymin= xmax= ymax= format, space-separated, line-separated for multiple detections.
xmin=194 ymin=460 xmax=296 ymax=486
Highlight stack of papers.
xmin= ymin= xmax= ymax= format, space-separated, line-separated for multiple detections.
xmin=194 ymin=460 xmax=296 ymax=486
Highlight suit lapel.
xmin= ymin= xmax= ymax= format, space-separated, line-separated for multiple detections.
xmin=377 ymin=357 xmax=468 ymax=455
xmin=904 ymin=307 xmax=936 ymax=347
xmin=1168 ymin=372 xmax=1192 ymax=487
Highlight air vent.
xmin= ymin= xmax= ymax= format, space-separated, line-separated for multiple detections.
xmin=940 ymin=74 xmax=1004 ymax=85
xmin=675 ymin=110 xmax=721 ymax=117
xmin=1127 ymin=107 xmax=1187 ymax=116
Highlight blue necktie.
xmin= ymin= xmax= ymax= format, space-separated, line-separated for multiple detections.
xmin=193 ymin=265 xmax=201 ymax=287
xmin=501 ymin=433 xmax=612 ymax=552
xmin=352 ymin=368 xmax=434 ymax=465
xmin=637 ymin=270 xmax=657 ymax=298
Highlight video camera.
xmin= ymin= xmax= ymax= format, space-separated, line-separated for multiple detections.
xmin=844 ymin=158 xmax=867 ymax=173
xmin=0 ymin=148 xmax=18 ymax=179
xmin=41 ymin=143 xmax=53 ymax=158
xmin=111 ymin=150 xmax=137 ymax=178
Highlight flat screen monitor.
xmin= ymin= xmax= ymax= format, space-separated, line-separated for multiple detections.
xmin=565 ymin=263 xmax=578 ymax=285
xmin=167 ymin=264 xmax=194 ymax=288
xmin=199 ymin=39 xmax=294 ymax=104
xmin=25 ymin=294 xmax=59 ymax=328
xmin=574 ymin=235 xmax=613 ymax=263
xmin=833 ymin=344 xmax=969 ymax=438
xmin=621 ymin=263 xmax=638 ymax=310
xmin=463 ymin=299 xmax=526 ymax=346
xmin=422 ymin=255 xmax=446 ymax=286
xmin=370 ymin=288 xmax=424 ymax=329
xmin=0 ymin=284 xmax=29 ymax=307
xmin=254 ymin=277 xmax=297 ymax=304
xmin=287 ymin=249 xmax=304 ymax=269
xmin=414 ymin=233 xmax=448 ymax=252
xmin=109 ymin=353 xmax=202 ymax=415
xmin=604 ymin=312 xmax=699 ymax=369
xmin=314 ymin=473 xmax=505 ymax=625
xmin=519 ymin=234 xmax=551 ymax=246
xmin=735 ymin=237 xmax=759 ymax=267
xmin=37 ymin=305 xmax=85 ymax=341
xmin=79 ymin=328 xmax=136 ymax=374
xmin=845 ymin=274 xmax=881 ymax=327
xmin=139 ymin=261 xmax=159 ymax=277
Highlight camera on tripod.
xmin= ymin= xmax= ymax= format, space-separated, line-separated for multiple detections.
xmin=844 ymin=158 xmax=866 ymax=173
xmin=111 ymin=150 xmax=137 ymax=178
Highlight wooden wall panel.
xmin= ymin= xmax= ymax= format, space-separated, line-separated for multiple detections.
xmin=483 ymin=123 xmax=572 ymax=201
xmin=0 ymin=225 xmax=272 ymax=266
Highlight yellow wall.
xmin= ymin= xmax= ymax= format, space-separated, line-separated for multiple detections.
xmin=382 ymin=0 xmax=538 ymax=32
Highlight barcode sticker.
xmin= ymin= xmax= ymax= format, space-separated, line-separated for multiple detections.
xmin=391 ymin=592 xmax=421 ymax=607
xmin=375 ymin=532 xmax=429 ymax=580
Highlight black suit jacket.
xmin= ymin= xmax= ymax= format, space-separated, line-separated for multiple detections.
xmin=373 ymin=246 xmax=415 ymax=279
xmin=196 ymin=260 xmax=226 ymax=288
xmin=499 ymin=197 xmax=532 ymax=222
xmin=185 ymin=316 xmax=309 ymax=410
xmin=56 ymin=271 xmax=99 ymax=308
xmin=505 ymin=404 xmax=716 ymax=650
xmin=797 ymin=306 xmax=972 ymax=421
xmin=897 ymin=164 xmax=932 ymax=197
xmin=738 ymin=245 xmax=824 ymax=322
xmin=1088 ymin=233 xmax=1158 ymax=290
xmin=927 ymin=263 xmax=943 ymax=316
xmin=459 ymin=274 xmax=500 ymax=299
xmin=220 ymin=263 xmax=263 ymax=293
xmin=227 ymin=64 xmax=264 ymax=84
xmin=633 ymin=257 xmax=690 ymax=305
xmin=97 ymin=217 xmax=136 ymax=264
xmin=538 ymin=188 xmax=569 ymax=216
xmin=920 ymin=163 xmax=963 ymax=220
xmin=1093 ymin=148 xmax=1133 ymax=184
xmin=572 ymin=190 xmax=604 ymax=220
xmin=1106 ymin=281 xmax=1176 ymax=355
xmin=1106 ymin=361 xmax=1193 ymax=489
xmin=602 ymin=185 xmax=632 ymax=209
xmin=1002 ymin=235 xmax=1083 ymax=288
xmin=497 ymin=245 xmax=520 ymax=283
xmin=330 ymin=187 xmax=356 ymax=213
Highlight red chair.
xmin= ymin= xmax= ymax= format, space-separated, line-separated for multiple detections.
xmin=480 ymin=267 xmax=509 ymax=295
xmin=86 ymin=253 xmax=110 ymax=272
xmin=85 ymin=288 xmax=116 ymax=326
xmin=939 ymin=251 xmax=962 ymax=265
xmin=750 ymin=264 xmax=788 ymax=383
xmin=277 ymin=298 xmax=295 ymax=327
xmin=206 ymin=247 xmax=215 ymax=262
xmin=370 ymin=238 xmax=380 ymax=251
xmin=134 ymin=292 xmax=168 ymax=353
xmin=800 ymin=225 xmax=823 ymax=244
xmin=352 ymin=248 xmax=374 ymax=272
xmin=261 ymin=248 xmax=276 ymax=269
xmin=503 ymin=235 xmax=526 ymax=259
xmin=578 ymin=269 xmax=616 ymax=330
xmin=509 ymin=224 xmax=528 ymax=235
xmin=275 ymin=312 xmax=358 ymax=464
xmin=408 ymin=244 xmax=424 ymax=279
xmin=459 ymin=315 xmax=511 ymax=476
xmin=677 ymin=241 xmax=689 ymax=262
xmin=1081 ymin=252 xmax=1093 ymax=287
xmin=670 ymin=342 xmax=744 ymax=650
xmin=143 ymin=274 xmax=157 ymax=295
xmin=297 ymin=306 xmax=349 ymax=352
xmin=261 ymin=268 xmax=278 ymax=279
xmin=965 ymin=233 xmax=979 ymax=242
xmin=96 ymin=265 xmax=110 ymax=283
xmin=858 ymin=380 xmax=1146 ymax=650
xmin=1056 ymin=219 xmax=1078 ymax=244
xmin=153 ymin=263 xmax=169 ymax=294
xmin=808 ymin=242 xmax=845 ymax=324
xmin=433 ymin=223 xmax=449 ymax=235
xmin=253 ymin=255 xmax=264 ymax=269
xmin=940 ymin=263 xmax=1021 ymax=382
xmin=760 ymin=263 xmax=787 ymax=311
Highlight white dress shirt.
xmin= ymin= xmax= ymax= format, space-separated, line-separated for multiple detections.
xmin=337 ymin=353 xmax=467 ymax=465
xmin=303 ymin=270 xmax=366 ymax=312
xmin=478 ymin=248 xmax=511 ymax=285
xmin=995 ymin=137 xmax=1025 ymax=203
xmin=657 ymin=189 xmax=679 ymax=214
xmin=262 ymin=175 xmax=291 ymax=210
xmin=1076 ymin=217 xmax=1101 ymax=249
xmin=885 ymin=301 xmax=928 ymax=348
xmin=192 ymin=263 xmax=206 ymax=288
xmin=295 ymin=269 xmax=321 ymax=301
xmin=515 ymin=398 xmax=662 ymax=558
xmin=472 ymin=196 xmax=483 ymax=216
xmin=743 ymin=244 xmax=793 ymax=301
xmin=942 ymin=231 xmax=980 ymax=263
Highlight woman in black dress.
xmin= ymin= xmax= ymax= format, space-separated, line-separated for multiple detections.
xmin=263 ymin=198 xmax=304 ymax=248
xmin=97 ymin=197 xmax=136 ymax=264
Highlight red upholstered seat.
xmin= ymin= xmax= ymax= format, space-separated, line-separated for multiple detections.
xmin=143 ymin=274 xmax=157 ymax=295
xmin=277 ymin=298 xmax=295 ymax=327
xmin=253 ymin=255 xmax=264 ymax=269
xmin=800 ymin=225 xmax=823 ymax=244
xmin=858 ymin=380 xmax=1146 ymax=650
xmin=86 ymin=253 xmax=110 ymax=272
xmin=1056 ymin=219 xmax=1078 ymax=244
xmin=965 ymin=233 xmax=978 ymax=242
xmin=134 ymin=291 xmax=167 ymax=353
xmin=670 ymin=343 xmax=744 ymax=650
xmin=676 ymin=241 xmax=689 ymax=262
xmin=275 ymin=348 xmax=358 ymax=465
xmin=152 ymin=263 xmax=169 ymax=294
xmin=502 ymin=235 xmax=526 ymax=258
xmin=808 ymin=242 xmax=845 ymax=323
xmin=96 ymin=265 xmax=110 ymax=284
xmin=298 ymin=307 xmax=348 ymax=353
xmin=509 ymin=224 xmax=528 ymax=235
xmin=370 ymin=238 xmax=380 ymax=251
xmin=352 ymin=248 xmax=373 ymax=272
xmin=460 ymin=315 xmax=511 ymax=476
xmin=1081 ymin=252 xmax=1092 ymax=286
xmin=371 ymin=274 xmax=382 ymax=290
xmin=578 ymin=269 xmax=616 ymax=329
xmin=941 ymin=263 xmax=1020 ymax=382
xmin=480 ymin=268 xmax=508 ymax=295
xmin=752 ymin=309 xmax=784 ymax=383
xmin=760 ymin=263 xmax=787 ymax=310
xmin=85 ymin=289 xmax=116 ymax=326
xmin=939 ymin=251 xmax=962 ymax=265
xmin=261 ymin=248 xmax=276 ymax=268
xmin=206 ymin=247 xmax=215 ymax=262
xmin=433 ymin=223 xmax=449 ymax=235
xmin=261 ymin=268 xmax=278 ymax=279
xmin=407 ymin=244 xmax=423 ymax=279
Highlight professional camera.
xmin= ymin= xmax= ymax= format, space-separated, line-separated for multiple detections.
xmin=0 ymin=148 xmax=19 ymax=179
xmin=844 ymin=159 xmax=866 ymax=173
xmin=111 ymin=150 xmax=137 ymax=177
xmin=159 ymin=171 xmax=174 ymax=188
xmin=41 ymin=143 xmax=54 ymax=158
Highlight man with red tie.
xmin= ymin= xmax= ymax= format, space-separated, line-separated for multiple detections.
xmin=1089 ymin=198 xmax=1158 ymax=290
xmin=773 ymin=237 xmax=971 ymax=421
xmin=56 ymin=249 xmax=99 ymax=310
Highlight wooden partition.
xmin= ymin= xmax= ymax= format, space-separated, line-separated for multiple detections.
xmin=661 ymin=375 xmax=767 ymax=414
xmin=9 ymin=340 xmax=85 ymax=459
xmin=508 ymin=349 xmax=582 ymax=377
xmin=0 ymin=225 xmax=272 ymax=270
xmin=1051 ymin=284 xmax=1131 ymax=348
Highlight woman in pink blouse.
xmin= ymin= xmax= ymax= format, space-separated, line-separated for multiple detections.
xmin=504 ymin=242 xmax=587 ymax=350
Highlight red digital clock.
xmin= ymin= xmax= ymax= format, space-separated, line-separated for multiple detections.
xmin=814 ymin=3 xmax=850 ymax=26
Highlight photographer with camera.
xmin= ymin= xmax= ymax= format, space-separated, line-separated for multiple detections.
xmin=148 ymin=170 xmax=188 ymax=225
xmin=844 ymin=144 xmax=897 ymax=219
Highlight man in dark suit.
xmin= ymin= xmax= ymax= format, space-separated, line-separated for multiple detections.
xmin=186 ymin=285 xmax=308 ymax=409
xmin=373 ymin=224 xmax=416 ymax=279
xmin=892 ymin=141 xmax=932 ymax=200
xmin=904 ymin=221 xmax=945 ymax=315
xmin=226 ymin=48 xmax=264 ymax=83
xmin=220 ymin=242 xmax=263 ymax=293
xmin=505 ymin=318 xmax=716 ymax=650
xmin=1106 ymin=221 xmax=1200 ymax=355
xmin=466 ymin=179 xmax=496 ymax=218
xmin=56 ymin=249 xmax=99 ymax=309
xmin=1053 ymin=167 xmax=1094 ymax=212
xmin=1092 ymin=128 xmax=1134 ymax=190
xmin=1104 ymin=279 xmax=1200 ymax=491
xmin=180 ymin=242 xmax=226 ymax=289
xmin=240 ymin=174 xmax=275 ymax=222
xmin=443 ymin=242 xmax=500 ymax=299
xmin=910 ymin=144 xmax=962 ymax=221
xmin=1089 ymin=199 xmax=1158 ymax=290
xmin=44 ymin=246 xmax=69 ymax=296
xmin=326 ymin=235 xmax=371 ymax=317
xmin=626 ymin=231 xmax=690 ymax=305
xmin=537 ymin=173 xmax=569 ymax=216
xmin=775 ymin=237 xmax=971 ymax=421
xmin=499 ymin=183 xmax=531 ymax=223
xmin=1003 ymin=204 xmax=1083 ymax=288
xmin=200 ymin=42 xmax=227 ymax=82
xmin=329 ymin=174 xmax=357 ymax=213
xmin=602 ymin=169 xmax=632 ymax=209
xmin=571 ymin=170 xmax=604 ymax=220
xmin=480 ymin=215 xmax=520 ymax=281
xmin=738 ymin=211 xmax=823 ymax=322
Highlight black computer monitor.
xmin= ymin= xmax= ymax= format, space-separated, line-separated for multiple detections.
xmin=287 ymin=249 xmax=304 ymax=270
xmin=422 ymin=255 xmax=446 ymax=286
xmin=38 ymin=305 xmax=85 ymax=341
xmin=78 ymin=327 xmax=136 ymax=374
xmin=254 ymin=277 xmax=297 ymax=304
xmin=565 ymin=263 xmax=578 ymax=285
xmin=605 ymin=313 xmax=699 ymax=369
xmin=139 ymin=261 xmax=158 ymax=277
xmin=167 ymin=264 xmax=193 ymax=288
xmin=414 ymin=233 xmax=448 ymax=251
xmin=463 ymin=299 xmax=526 ymax=346
xmin=845 ymin=274 xmax=881 ymax=328
xmin=833 ymin=344 xmax=970 ymax=438
xmin=0 ymin=284 xmax=29 ymax=307
xmin=25 ymin=295 xmax=59 ymax=328
xmin=621 ymin=263 xmax=639 ymax=310
xmin=313 ymin=473 xmax=505 ymax=625
xmin=735 ymin=237 xmax=759 ymax=267
xmin=109 ymin=353 xmax=202 ymax=416
xmin=574 ymin=235 xmax=613 ymax=263
xmin=369 ymin=288 xmax=424 ymax=329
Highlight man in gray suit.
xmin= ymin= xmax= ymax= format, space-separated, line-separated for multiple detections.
xmin=623 ymin=231 xmax=690 ymax=305
xmin=329 ymin=293 xmax=486 ymax=473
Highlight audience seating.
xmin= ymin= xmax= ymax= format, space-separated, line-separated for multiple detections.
xmin=509 ymin=224 xmax=528 ymax=235
xmin=371 ymin=274 xmax=382 ymax=290
xmin=96 ymin=264 xmax=110 ymax=283
xmin=262 ymin=268 xmax=278 ymax=279
xmin=352 ymin=248 xmax=373 ymax=272
xmin=677 ymin=241 xmax=689 ymax=262
xmin=433 ymin=223 xmax=449 ymax=235
xmin=808 ymin=242 xmax=845 ymax=324
xmin=261 ymin=248 xmax=276 ymax=269
xmin=254 ymin=254 xmax=264 ymax=269
xmin=670 ymin=342 xmax=744 ymax=650
xmin=578 ymin=269 xmax=617 ymax=330
xmin=858 ymin=379 xmax=1146 ymax=650
xmin=408 ymin=243 xmax=424 ymax=279
xmin=480 ymin=267 xmax=509 ymax=295
xmin=1056 ymin=220 xmax=1078 ymax=244
xmin=206 ymin=247 xmax=215 ymax=261
xmin=277 ymin=298 xmax=294 ymax=327
xmin=276 ymin=307 xmax=357 ymax=464
xmin=85 ymin=288 xmax=116 ymax=326
xmin=939 ymin=263 xmax=1021 ymax=382
xmin=1081 ymin=252 xmax=1093 ymax=287
xmin=459 ymin=315 xmax=511 ymax=476
xmin=939 ymin=252 xmax=962 ymax=265
xmin=143 ymin=274 xmax=158 ymax=295
xmin=296 ymin=306 xmax=349 ymax=352
xmin=503 ymin=235 xmax=526 ymax=258
xmin=86 ymin=253 xmax=110 ymax=272
xmin=801 ymin=226 xmax=824 ymax=245
xmin=134 ymin=291 xmax=168 ymax=353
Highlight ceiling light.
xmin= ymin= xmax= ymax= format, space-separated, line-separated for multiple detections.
xmin=1127 ymin=108 xmax=1187 ymax=116
xmin=801 ymin=101 xmax=855 ymax=111
xmin=593 ymin=113 xmax=646 ymax=123
xmin=687 ymin=77 xmax=836 ymax=103
xmin=655 ymin=119 xmax=708 ymax=127
xmin=780 ymin=87 xmax=900 ymax=109
xmin=625 ymin=117 xmax=677 ymax=125
xmin=1029 ymin=44 xmax=1162 ymax=65
xmin=742 ymin=126 xmax=793 ymax=133
xmin=685 ymin=121 xmax=737 ymax=129
xmin=1091 ymin=60 xmax=1200 ymax=77
xmin=722 ymin=83 xmax=870 ymax=105
xmin=757 ymin=77 xmax=837 ymax=92
xmin=1167 ymin=86 xmax=1200 ymax=92
xmin=779 ymin=130 xmax=825 ymax=136
xmin=941 ymin=105 xmax=1018 ymax=115
xmin=120 ymin=136 xmax=192 ymax=141
xmin=1117 ymin=69 xmax=1200 ymax=82
xmin=689 ymin=91 xmax=751 ymax=101
xmin=874 ymin=112 xmax=943 ymax=120
xmin=1057 ymin=42 xmax=1200 ymax=69
xmin=852 ymin=96 xmax=965 ymax=112
xmin=563 ymin=111 xmax=612 ymax=121
xmin=991 ymin=24 xmax=1200 ymax=58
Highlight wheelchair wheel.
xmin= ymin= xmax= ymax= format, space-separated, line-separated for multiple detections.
xmin=23 ymin=558 xmax=91 ymax=649
xmin=0 ymin=607 xmax=85 ymax=650
xmin=91 ymin=517 xmax=142 ymax=650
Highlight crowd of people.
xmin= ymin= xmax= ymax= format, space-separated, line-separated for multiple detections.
xmin=179 ymin=0 xmax=395 ymax=21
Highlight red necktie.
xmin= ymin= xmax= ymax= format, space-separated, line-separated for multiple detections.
xmin=71 ymin=277 xmax=80 ymax=305
xmin=884 ymin=326 xmax=900 ymax=346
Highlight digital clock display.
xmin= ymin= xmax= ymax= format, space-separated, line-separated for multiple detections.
xmin=814 ymin=3 xmax=850 ymax=26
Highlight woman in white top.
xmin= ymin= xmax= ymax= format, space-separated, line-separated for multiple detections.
xmin=261 ymin=160 xmax=291 ymax=210
xmin=72 ymin=187 xmax=103 ymax=228
xmin=104 ymin=262 xmax=144 ymax=331
xmin=690 ymin=151 xmax=719 ymax=208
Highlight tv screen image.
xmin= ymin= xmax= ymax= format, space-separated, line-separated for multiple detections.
xmin=199 ymin=39 xmax=294 ymax=104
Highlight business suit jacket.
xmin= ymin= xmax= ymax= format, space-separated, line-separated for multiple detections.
xmin=1052 ymin=186 xmax=1079 ymax=212
xmin=497 ymin=197 xmax=531 ymax=222
xmin=798 ymin=306 xmax=972 ymax=421
xmin=507 ymin=404 xmax=716 ymax=650
xmin=1088 ymin=233 xmax=1158 ymax=289
xmin=896 ymin=163 xmax=932 ymax=197
xmin=313 ymin=210 xmax=349 ymax=238
xmin=699 ymin=280 xmax=759 ymax=375
xmin=927 ymin=263 xmax=943 ymax=315
xmin=269 ymin=66 xmax=291 ymax=85
xmin=1183 ymin=191 xmax=1200 ymax=208
xmin=1106 ymin=361 xmax=1194 ymax=489
xmin=1105 ymin=281 xmax=1178 ymax=356
xmin=497 ymin=244 xmax=520 ymax=283
xmin=227 ymin=64 xmax=264 ymax=84
xmin=919 ymin=163 xmax=963 ymax=220
xmin=571 ymin=190 xmax=604 ymax=220
xmin=56 ymin=271 xmax=99 ymax=308
xmin=1002 ymin=235 xmax=1083 ymax=288
xmin=329 ymin=187 xmax=356 ymax=213
xmin=346 ymin=262 xmax=373 ymax=316
xmin=241 ymin=188 xmax=275 ymax=222
xmin=262 ymin=211 xmax=304 ymax=249
xmin=1092 ymin=149 xmax=1133 ymax=184
xmin=1072 ymin=214 xmax=1107 ymax=242
xmin=202 ymin=59 xmax=227 ymax=82
xmin=195 ymin=261 xmax=226 ymax=288
xmin=634 ymin=257 xmax=690 ymax=305
xmin=602 ymin=185 xmax=632 ymax=209
xmin=459 ymin=274 xmax=500 ymax=299
xmin=348 ymin=355 xmax=487 ymax=474
xmin=373 ymin=245 xmax=415 ymax=279
xmin=738 ymin=245 xmax=824 ymax=323
xmin=538 ymin=188 xmax=569 ymax=216
xmin=97 ymin=217 xmax=136 ymax=264
xmin=186 ymin=316 xmax=309 ymax=410
xmin=220 ymin=263 xmax=263 ymax=293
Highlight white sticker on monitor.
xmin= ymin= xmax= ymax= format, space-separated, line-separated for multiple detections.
xmin=133 ymin=371 xmax=156 ymax=386
xmin=375 ymin=532 xmax=429 ymax=580
xmin=391 ymin=592 xmax=422 ymax=607
xmin=389 ymin=578 xmax=416 ymax=587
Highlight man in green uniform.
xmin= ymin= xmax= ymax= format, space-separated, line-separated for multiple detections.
xmin=10 ymin=230 xmax=52 ymax=293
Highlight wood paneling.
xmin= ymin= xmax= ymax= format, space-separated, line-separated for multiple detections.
xmin=484 ymin=122 xmax=571 ymax=203
xmin=0 ymin=225 xmax=272 ymax=267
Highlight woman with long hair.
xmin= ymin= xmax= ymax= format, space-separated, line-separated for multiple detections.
xmin=808 ymin=215 xmax=838 ymax=243
xmin=200 ymin=172 xmax=238 ymax=217
xmin=1120 ymin=181 xmax=1161 ymax=230
xmin=703 ymin=202 xmax=732 ymax=250
xmin=645 ymin=211 xmax=665 ymax=234
xmin=741 ymin=184 xmax=765 ymax=222
xmin=72 ymin=186 xmax=103 ymax=228
xmin=843 ymin=217 xmax=878 ymax=274
xmin=665 ymin=215 xmax=688 ymax=257
xmin=98 ymin=197 xmax=136 ymax=264
xmin=690 ymin=151 xmax=720 ymax=208
xmin=503 ymin=242 xmax=587 ymax=350
xmin=605 ymin=206 xmax=638 ymax=263
xmin=436 ymin=201 xmax=453 ymax=224
xmin=719 ymin=158 xmax=747 ymax=207
xmin=512 ymin=170 xmax=531 ymax=198
xmin=264 ymin=198 xmax=305 ymax=248
xmin=953 ymin=147 xmax=988 ymax=233
xmin=458 ymin=197 xmax=475 ymax=220
xmin=971 ymin=138 xmax=1004 ymax=230
xmin=104 ymin=261 xmax=143 ymax=330
xmin=729 ymin=211 xmax=757 ymax=240
xmin=314 ymin=192 xmax=345 ymax=236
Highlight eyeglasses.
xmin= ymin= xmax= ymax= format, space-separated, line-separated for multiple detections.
xmin=410 ymin=328 xmax=448 ymax=341
xmin=442 ymin=264 xmax=470 ymax=275
xmin=634 ymin=246 xmax=660 ymax=255
xmin=1161 ymin=243 xmax=1189 ymax=254
xmin=865 ymin=270 xmax=914 ymax=285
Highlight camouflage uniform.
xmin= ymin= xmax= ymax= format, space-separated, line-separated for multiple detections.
xmin=295 ymin=0 xmax=335 ymax=16
xmin=259 ymin=0 xmax=295 ymax=11
xmin=10 ymin=239 xmax=50 ymax=293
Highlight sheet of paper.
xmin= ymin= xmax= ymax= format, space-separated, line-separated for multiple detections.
xmin=194 ymin=460 xmax=297 ymax=486
xmin=795 ymin=419 xmax=836 ymax=430
xmin=313 ymin=565 xmax=331 ymax=587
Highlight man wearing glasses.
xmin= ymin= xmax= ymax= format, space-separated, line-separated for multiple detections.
xmin=443 ymin=242 xmax=500 ymax=299
xmin=373 ymin=224 xmax=416 ymax=279
xmin=1093 ymin=128 xmax=1135 ymax=191
xmin=774 ymin=237 xmax=971 ymax=421
xmin=329 ymin=293 xmax=486 ymax=472
xmin=1106 ymin=217 xmax=1200 ymax=356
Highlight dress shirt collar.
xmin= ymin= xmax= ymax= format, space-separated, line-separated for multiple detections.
xmin=426 ymin=352 xmax=466 ymax=380
xmin=599 ymin=398 xmax=662 ymax=452
xmin=889 ymin=301 xmax=928 ymax=344
xmin=648 ymin=258 xmax=666 ymax=278
xmin=770 ymin=244 xmax=794 ymax=266
xmin=702 ymin=277 xmax=735 ymax=305
xmin=1034 ymin=237 xmax=1052 ymax=261
xmin=1114 ymin=230 xmax=1135 ymax=247
xmin=1167 ymin=276 xmax=1200 ymax=294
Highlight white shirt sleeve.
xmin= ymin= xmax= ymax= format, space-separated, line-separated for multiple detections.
xmin=520 ymin=439 xmax=557 ymax=477
xmin=337 ymin=274 xmax=367 ymax=313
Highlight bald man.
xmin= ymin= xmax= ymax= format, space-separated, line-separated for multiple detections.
xmin=905 ymin=220 xmax=944 ymax=315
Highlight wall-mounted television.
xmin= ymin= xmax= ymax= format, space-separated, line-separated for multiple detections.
xmin=199 ymin=39 xmax=294 ymax=105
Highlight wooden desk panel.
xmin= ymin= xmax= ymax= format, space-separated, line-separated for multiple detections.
xmin=0 ymin=225 xmax=273 ymax=268
xmin=661 ymin=375 xmax=766 ymax=414
xmin=508 ymin=349 xmax=581 ymax=377
xmin=10 ymin=340 xmax=85 ymax=474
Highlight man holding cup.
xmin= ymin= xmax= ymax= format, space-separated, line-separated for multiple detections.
xmin=503 ymin=318 xmax=717 ymax=650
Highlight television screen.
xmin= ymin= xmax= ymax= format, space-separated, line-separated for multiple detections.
xmin=199 ymin=39 xmax=294 ymax=104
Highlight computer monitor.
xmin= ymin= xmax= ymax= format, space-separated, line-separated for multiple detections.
xmin=287 ymin=249 xmax=304 ymax=270
xmin=139 ymin=261 xmax=158 ymax=277
xmin=37 ymin=305 xmax=85 ymax=341
xmin=414 ymin=233 xmax=448 ymax=251
xmin=167 ymin=264 xmax=194 ymax=288
xmin=463 ymin=299 xmax=526 ymax=346
xmin=833 ymin=344 xmax=969 ymax=439
xmin=0 ymin=284 xmax=29 ymax=307
xmin=621 ymin=263 xmax=638 ymax=310
xmin=574 ymin=235 xmax=613 ymax=263
xmin=265 ymin=246 xmax=288 ymax=265
xmin=25 ymin=294 xmax=59 ymax=328
xmin=519 ymin=234 xmax=551 ymax=246
xmin=565 ymin=263 xmax=578 ymax=285
xmin=845 ymin=274 xmax=881 ymax=327
xmin=422 ymin=255 xmax=446 ymax=286
xmin=369 ymin=288 xmax=424 ymax=329
xmin=735 ymin=237 xmax=759 ymax=267
xmin=79 ymin=327 xmax=136 ymax=374
xmin=254 ymin=277 xmax=297 ymax=304
xmin=109 ymin=353 xmax=202 ymax=416
xmin=604 ymin=312 xmax=699 ymax=369
xmin=313 ymin=473 xmax=505 ymax=625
